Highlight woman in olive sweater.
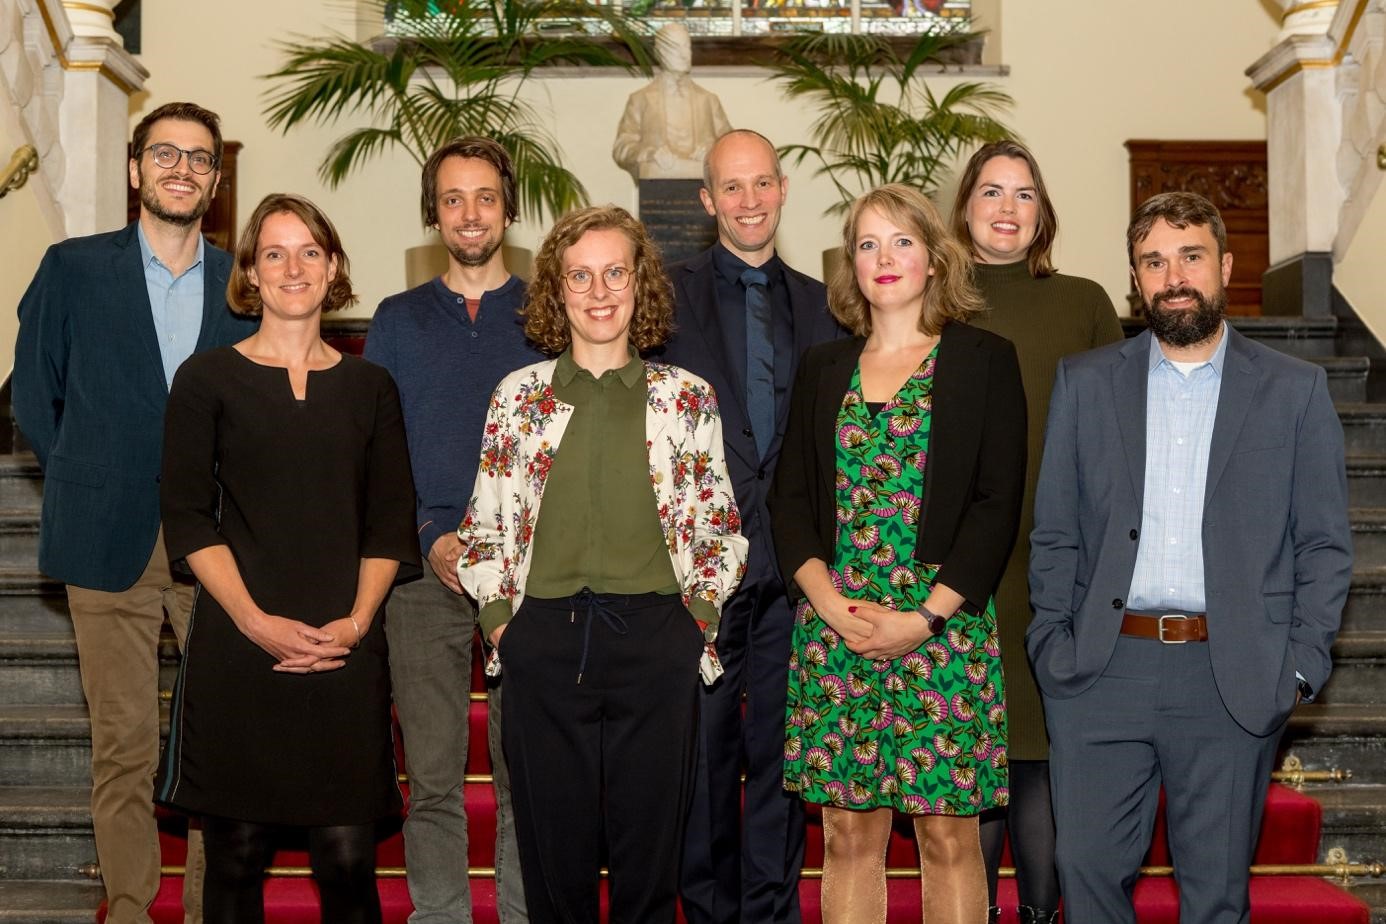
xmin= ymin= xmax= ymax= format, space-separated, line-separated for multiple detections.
xmin=950 ymin=140 xmax=1124 ymax=924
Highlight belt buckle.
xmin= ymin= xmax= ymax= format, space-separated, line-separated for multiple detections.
xmin=1157 ymin=614 xmax=1189 ymax=644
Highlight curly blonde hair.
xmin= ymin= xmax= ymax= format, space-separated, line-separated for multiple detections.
xmin=228 ymin=193 xmax=357 ymax=316
xmin=828 ymin=184 xmax=983 ymax=337
xmin=523 ymin=206 xmax=675 ymax=355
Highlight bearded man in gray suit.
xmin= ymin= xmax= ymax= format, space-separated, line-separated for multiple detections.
xmin=1028 ymin=191 xmax=1352 ymax=924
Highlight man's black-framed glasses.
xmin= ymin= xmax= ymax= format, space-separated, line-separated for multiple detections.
xmin=142 ymin=143 xmax=217 ymax=175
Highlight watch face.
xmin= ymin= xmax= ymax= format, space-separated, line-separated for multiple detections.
xmin=928 ymin=612 xmax=947 ymax=636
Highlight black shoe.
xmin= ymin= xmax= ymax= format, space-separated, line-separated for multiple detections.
xmin=1018 ymin=906 xmax=1060 ymax=924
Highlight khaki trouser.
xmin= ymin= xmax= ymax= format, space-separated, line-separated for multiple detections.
xmin=66 ymin=530 xmax=205 ymax=924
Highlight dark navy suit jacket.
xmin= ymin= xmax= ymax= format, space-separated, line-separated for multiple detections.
xmin=658 ymin=247 xmax=840 ymax=571
xmin=13 ymin=221 xmax=257 ymax=591
xmin=1028 ymin=327 xmax=1353 ymax=736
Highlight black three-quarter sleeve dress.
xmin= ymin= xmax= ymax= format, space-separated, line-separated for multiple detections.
xmin=157 ymin=347 xmax=420 ymax=826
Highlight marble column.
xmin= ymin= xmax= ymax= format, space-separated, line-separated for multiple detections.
xmin=56 ymin=0 xmax=147 ymax=236
xmin=1247 ymin=0 xmax=1342 ymax=315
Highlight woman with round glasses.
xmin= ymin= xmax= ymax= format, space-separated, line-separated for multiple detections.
xmin=950 ymin=141 xmax=1122 ymax=924
xmin=457 ymin=204 xmax=747 ymax=923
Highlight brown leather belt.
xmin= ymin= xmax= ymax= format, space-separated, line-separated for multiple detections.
xmin=1121 ymin=612 xmax=1208 ymax=644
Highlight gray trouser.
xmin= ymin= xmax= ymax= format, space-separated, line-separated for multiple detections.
xmin=386 ymin=568 xmax=527 ymax=923
xmin=1045 ymin=634 xmax=1281 ymax=924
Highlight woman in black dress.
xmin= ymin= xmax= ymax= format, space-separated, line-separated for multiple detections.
xmin=158 ymin=193 xmax=418 ymax=923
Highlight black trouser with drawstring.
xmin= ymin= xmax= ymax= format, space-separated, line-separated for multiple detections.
xmin=499 ymin=589 xmax=704 ymax=924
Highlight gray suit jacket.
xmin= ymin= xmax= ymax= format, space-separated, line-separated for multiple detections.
xmin=1027 ymin=326 xmax=1352 ymax=737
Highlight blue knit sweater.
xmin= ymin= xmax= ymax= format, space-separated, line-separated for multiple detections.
xmin=364 ymin=274 xmax=542 ymax=556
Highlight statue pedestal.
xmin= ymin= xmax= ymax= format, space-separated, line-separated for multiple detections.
xmin=638 ymin=179 xmax=717 ymax=265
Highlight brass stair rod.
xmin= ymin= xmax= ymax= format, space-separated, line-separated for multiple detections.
xmin=406 ymin=769 xmax=1350 ymax=787
xmin=0 ymin=145 xmax=38 ymax=199
xmin=140 ymin=862 xmax=1386 ymax=880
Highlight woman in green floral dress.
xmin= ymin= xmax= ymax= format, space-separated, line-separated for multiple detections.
xmin=771 ymin=184 xmax=1026 ymax=923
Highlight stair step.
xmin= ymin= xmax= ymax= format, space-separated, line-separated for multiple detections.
xmin=1353 ymin=510 xmax=1386 ymax=568
xmin=0 ymin=629 xmax=181 ymax=707
xmin=0 ymin=879 xmax=102 ymax=922
xmin=1343 ymin=567 xmax=1386 ymax=634
xmin=0 ymin=786 xmax=92 ymax=881
xmin=1319 ymin=357 xmax=1372 ymax=403
xmin=0 ymin=454 xmax=42 ymax=513
xmin=1321 ymin=630 xmax=1386 ymax=705
xmin=1122 ymin=315 xmax=1341 ymax=358
xmin=0 ymin=705 xmax=97 ymax=788
xmin=1338 ymin=405 xmax=1386 ymax=454
xmin=1305 ymin=783 xmax=1386 ymax=865
xmin=1349 ymin=454 xmax=1386 ymax=508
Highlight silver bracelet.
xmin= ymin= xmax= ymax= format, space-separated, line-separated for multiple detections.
xmin=348 ymin=615 xmax=362 ymax=648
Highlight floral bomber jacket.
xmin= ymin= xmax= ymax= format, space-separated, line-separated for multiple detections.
xmin=456 ymin=358 xmax=749 ymax=640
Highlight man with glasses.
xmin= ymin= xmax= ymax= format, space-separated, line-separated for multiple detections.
xmin=14 ymin=101 xmax=256 ymax=924
xmin=365 ymin=136 xmax=540 ymax=924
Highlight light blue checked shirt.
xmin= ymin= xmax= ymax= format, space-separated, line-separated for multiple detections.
xmin=137 ymin=222 xmax=205 ymax=389
xmin=1127 ymin=323 xmax=1229 ymax=613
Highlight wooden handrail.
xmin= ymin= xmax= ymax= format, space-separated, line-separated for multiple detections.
xmin=0 ymin=145 xmax=38 ymax=200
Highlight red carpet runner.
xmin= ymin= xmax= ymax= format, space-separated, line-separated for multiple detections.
xmin=106 ymin=647 xmax=1366 ymax=923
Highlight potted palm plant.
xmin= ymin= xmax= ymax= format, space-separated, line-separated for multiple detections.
xmin=262 ymin=0 xmax=653 ymax=281
xmin=767 ymin=28 xmax=1014 ymax=278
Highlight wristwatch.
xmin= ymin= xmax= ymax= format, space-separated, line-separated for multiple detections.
xmin=918 ymin=606 xmax=947 ymax=637
xmin=1296 ymin=677 xmax=1314 ymax=703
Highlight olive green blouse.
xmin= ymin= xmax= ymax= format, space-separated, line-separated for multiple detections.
xmin=477 ymin=348 xmax=717 ymax=630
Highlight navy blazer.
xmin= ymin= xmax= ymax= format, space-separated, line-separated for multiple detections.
xmin=769 ymin=323 xmax=1027 ymax=611
xmin=13 ymin=222 xmax=258 ymax=591
xmin=658 ymin=247 xmax=840 ymax=550
xmin=1027 ymin=327 xmax=1353 ymax=737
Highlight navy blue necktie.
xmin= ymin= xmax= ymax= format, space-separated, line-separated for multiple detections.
xmin=741 ymin=267 xmax=774 ymax=460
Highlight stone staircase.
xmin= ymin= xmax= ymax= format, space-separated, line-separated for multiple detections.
xmin=1 ymin=313 xmax=1384 ymax=921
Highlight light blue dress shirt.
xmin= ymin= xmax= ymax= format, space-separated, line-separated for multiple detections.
xmin=136 ymin=222 xmax=205 ymax=389
xmin=1127 ymin=322 xmax=1229 ymax=613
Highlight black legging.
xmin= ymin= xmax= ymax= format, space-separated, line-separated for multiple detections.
xmin=202 ymin=816 xmax=381 ymax=924
xmin=980 ymin=759 xmax=1060 ymax=911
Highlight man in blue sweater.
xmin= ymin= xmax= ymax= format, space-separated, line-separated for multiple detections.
xmin=365 ymin=137 xmax=540 ymax=924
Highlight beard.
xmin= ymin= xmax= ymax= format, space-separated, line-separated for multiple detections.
xmin=1144 ymin=284 xmax=1227 ymax=348
xmin=138 ymin=165 xmax=214 ymax=227
xmin=443 ymin=229 xmax=503 ymax=269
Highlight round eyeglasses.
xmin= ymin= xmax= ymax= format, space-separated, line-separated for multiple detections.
xmin=142 ymin=143 xmax=218 ymax=176
xmin=563 ymin=266 xmax=632 ymax=295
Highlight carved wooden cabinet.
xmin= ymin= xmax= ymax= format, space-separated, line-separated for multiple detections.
xmin=1126 ymin=140 xmax=1268 ymax=316
xmin=126 ymin=141 xmax=241 ymax=252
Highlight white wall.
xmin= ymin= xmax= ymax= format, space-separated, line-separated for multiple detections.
xmin=125 ymin=1 xmax=1280 ymax=317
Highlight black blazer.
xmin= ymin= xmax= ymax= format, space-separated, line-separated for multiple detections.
xmin=770 ymin=322 xmax=1027 ymax=610
xmin=659 ymin=247 xmax=841 ymax=540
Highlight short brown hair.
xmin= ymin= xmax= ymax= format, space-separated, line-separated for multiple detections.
xmin=131 ymin=102 xmax=223 ymax=166
xmin=228 ymin=193 xmax=358 ymax=316
xmin=523 ymin=206 xmax=674 ymax=355
xmin=950 ymin=140 xmax=1058 ymax=278
xmin=421 ymin=136 xmax=518 ymax=228
xmin=1127 ymin=191 xmax=1228 ymax=268
xmin=829 ymin=184 xmax=984 ymax=337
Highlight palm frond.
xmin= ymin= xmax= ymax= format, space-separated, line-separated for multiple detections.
xmin=261 ymin=0 xmax=652 ymax=207
xmin=318 ymin=126 xmax=406 ymax=187
xmin=767 ymin=25 xmax=1014 ymax=214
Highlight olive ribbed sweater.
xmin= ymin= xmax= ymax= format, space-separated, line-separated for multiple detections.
xmin=970 ymin=259 xmax=1124 ymax=758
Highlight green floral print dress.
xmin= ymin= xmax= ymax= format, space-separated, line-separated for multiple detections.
xmin=783 ymin=351 xmax=1009 ymax=815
